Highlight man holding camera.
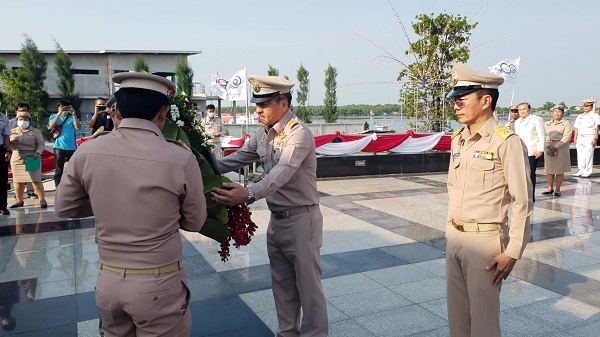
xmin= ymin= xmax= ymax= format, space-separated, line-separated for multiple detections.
xmin=48 ymin=99 xmax=81 ymax=187
xmin=87 ymin=97 xmax=114 ymax=134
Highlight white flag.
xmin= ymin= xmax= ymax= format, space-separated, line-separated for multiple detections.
xmin=489 ymin=57 xmax=520 ymax=83
xmin=208 ymin=68 xmax=247 ymax=101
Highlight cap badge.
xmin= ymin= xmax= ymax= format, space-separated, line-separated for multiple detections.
xmin=252 ymin=82 xmax=260 ymax=93
xmin=452 ymin=72 xmax=458 ymax=86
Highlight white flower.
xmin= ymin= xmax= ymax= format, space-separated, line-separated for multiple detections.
xmin=176 ymin=120 xmax=184 ymax=127
xmin=170 ymin=104 xmax=179 ymax=112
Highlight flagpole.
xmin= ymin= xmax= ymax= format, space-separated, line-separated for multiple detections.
xmin=245 ymin=67 xmax=249 ymax=132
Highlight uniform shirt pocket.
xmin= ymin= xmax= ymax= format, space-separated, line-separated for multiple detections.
xmin=467 ymin=159 xmax=495 ymax=190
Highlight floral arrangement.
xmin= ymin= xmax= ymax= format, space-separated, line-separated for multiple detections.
xmin=164 ymin=90 xmax=257 ymax=261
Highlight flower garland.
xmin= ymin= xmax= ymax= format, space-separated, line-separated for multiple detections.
xmin=164 ymin=90 xmax=256 ymax=262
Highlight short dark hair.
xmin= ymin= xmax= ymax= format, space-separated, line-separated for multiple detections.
xmin=17 ymin=103 xmax=30 ymax=111
xmin=518 ymin=102 xmax=531 ymax=110
xmin=206 ymin=104 xmax=215 ymax=110
xmin=114 ymin=88 xmax=169 ymax=120
xmin=274 ymin=93 xmax=292 ymax=107
xmin=96 ymin=97 xmax=106 ymax=102
xmin=477 ymin=89 xmax=499 ymax=111
xmin=57 ymin=99 xmax=72 ymax=107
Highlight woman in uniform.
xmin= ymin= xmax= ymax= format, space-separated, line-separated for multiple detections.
xmin=543 ymin=105 xmax=572 ymax=197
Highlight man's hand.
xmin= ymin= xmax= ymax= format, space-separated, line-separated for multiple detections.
xmin=211 ymin=182 xmax=249 ymax=206
xmin=33 ymin=152 xmax=39 ymax=159
xmin=486 ymin=253 xmax=517 ymax=286
xmin=547 ymin=145 xmax=557 ymax=152
xmin=535 ymin=151 xmax=543 ymax=159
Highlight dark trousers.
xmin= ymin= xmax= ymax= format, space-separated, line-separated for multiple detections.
xmin=54 ymin=148 xmax=76 ymax=187
xmin=528 ymin=156 xmax=539 ymax=194
xmin=0 ymin=146 xmax=7 ymax=209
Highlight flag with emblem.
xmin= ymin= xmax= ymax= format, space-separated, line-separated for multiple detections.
xmin=208 ymin=68 xmax=247 ymax=101
xmin=489 ymin=57 xmax=520 ymax=83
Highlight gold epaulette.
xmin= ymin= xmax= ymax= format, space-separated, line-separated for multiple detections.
xmin=89 ymin=131 xmax=111 ymax=140
xmin=451 ymin=126 xmax=464 ymax=139
xmin=165 ymin=138 xmax=192 ymax=151
xmin=286 ymin=118 xmax=299 ymax=130
xmin=495 ymin=125 xmax=514 ymax=140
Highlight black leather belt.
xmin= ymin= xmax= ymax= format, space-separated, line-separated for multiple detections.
xmin=271 ymin=205 xmax=317 ymax=219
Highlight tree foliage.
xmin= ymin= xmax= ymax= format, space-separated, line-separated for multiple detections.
xmin=267 ymin=65 xmax=279 ymax=76
xmin=398 ymin=13 xmax=477 ymax=132
xmin=133 ymin=55 xmax=150 ymax=73
xmin=295 ymin=64 xmax=311 ymax=123
xmin=540 ymin=101 xmax=554 ymax=110
xmin=323 ymin=64 xmax=338 ymax=123
xmin=175 ymin=57 xmax=194 ymax=97
xmin=0 ymin=35 xmax=48 ymax=126
xmin=54 ymin=42 xmax=81 ymax=111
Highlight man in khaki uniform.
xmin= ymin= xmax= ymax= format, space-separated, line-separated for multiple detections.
xmin=211 ymin=75 xmax=328 ymax=337
xmin=55 ymin=73 xmax=207 ymax=337
xmin=201 ymin=104 xmax=224 ymax=158
xmin=504 ymin=104 xmax=519 ymax=131
xmin=446 ymin=63 xmax=532 ymax=337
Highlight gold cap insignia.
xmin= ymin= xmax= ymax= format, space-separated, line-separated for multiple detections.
xmin=252 ymin=82 xmax=260 ymax=93
xmin=452 ymin=72 xmax=458 ymax=86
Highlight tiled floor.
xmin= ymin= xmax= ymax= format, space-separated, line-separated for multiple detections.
xmin=2 ymin=168 xmax=600 ymax=336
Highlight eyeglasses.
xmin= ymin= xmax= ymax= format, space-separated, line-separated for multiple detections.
xmin=510 ymin=109 xmax=519 ymax=113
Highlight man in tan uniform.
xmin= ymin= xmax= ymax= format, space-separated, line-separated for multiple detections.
xmin=201 ymin=104 xmax=224 ymax=158
xmin=55 ymin=73 xmax=207 ymax=337
xmin=446 ymin=63 xmax=532 ymax=337
xmin=211 ymin=75 xmax=328 ymax=337
xmin=504 ymin=104 xmax=519 ymax=131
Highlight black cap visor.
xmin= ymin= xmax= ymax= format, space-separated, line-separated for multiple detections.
xmin=250 ymin=91 xmax=280 ymax=103
xmin=447 ymin=85 xmax=483 ymax=98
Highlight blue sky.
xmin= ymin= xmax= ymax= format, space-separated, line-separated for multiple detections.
xmin=1 ymin=0 xmax=598 ymax=108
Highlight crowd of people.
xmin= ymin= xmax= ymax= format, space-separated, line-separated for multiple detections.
xmin=0 ymin=65 xmax=598 ymax=336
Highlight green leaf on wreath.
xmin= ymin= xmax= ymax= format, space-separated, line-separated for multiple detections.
xmin=199 ymin=218 xmax=230 ymax=243
xmin=176 ymin=126 xmax=192 ymax=148
xmin=162 ymin=119 xmax=179 ymax=140
xmin=202 ymin=175 xmax=233 ymax=193
xmin=209 ymin=204 xmax=229 ymax=224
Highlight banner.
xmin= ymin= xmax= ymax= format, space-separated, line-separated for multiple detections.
xmin=489 ymin=57 xmax=520 ymax=83
xmin=208 ymin=68 xmax=247 ymax=101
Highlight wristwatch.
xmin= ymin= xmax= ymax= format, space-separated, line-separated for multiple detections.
xmin=246 ymin=186 xmax=255 ymax=205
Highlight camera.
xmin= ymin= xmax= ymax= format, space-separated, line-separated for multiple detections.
xmin=97 ymin=105 xmax=106 ymax=111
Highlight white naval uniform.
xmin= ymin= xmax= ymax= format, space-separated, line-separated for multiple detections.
xmin=573 ymin=112 xmax=600 ymax=175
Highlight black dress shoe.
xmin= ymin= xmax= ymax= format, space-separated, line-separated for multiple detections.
xmin=10 ymin=202 xmax=24 ymax=209
xmin=541 ymin=190 xmax=554 ymax=195
xmin=40 ymin=203 xmax=48 ymax=209
xmin=554 ymin=192 xmax=561 ymax=197
xmin=1 ymin=208 xmax=9 ymax=215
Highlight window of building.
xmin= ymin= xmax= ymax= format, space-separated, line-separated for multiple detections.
xmin=72 ymin=69 xmax=100 ymax=75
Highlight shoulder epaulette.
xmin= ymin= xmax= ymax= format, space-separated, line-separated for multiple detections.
xmin=451 ymin=126 xmax=464 ymax=139
xmin=89 ymin=131 xmax=111 ymax=140
xmin=286 ymin=118 xmax=300 ymax=130
xmin=495 ymin=125 xmax=514 ymax=140
xmin=165 ymin=138 xmax=192 ymax=151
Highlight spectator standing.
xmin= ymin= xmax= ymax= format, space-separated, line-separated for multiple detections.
xmin=9 ymin=110 xmax=47 ymax=208
xmin=543 ymin=105 xmax=572 ymax=197
xmin=573 ymin=99 xmax=599 ymax=177
xmin=200 ymin=104 xmax=224 ymax=158
xmin=9 ymin=103 xmax=38 ymax=199
xmin=47 ymin=99 xmax=81 ymax=187
xmin=0 ymin=93 xmax=12 ymax=215
xmin=446 ymin=63 xmax=532 ymax=337
xmin=504 ymin=104 xmax=519 ymax=131
xmin=514 ymin=102 xmax=545 ymax=201
xmin=87 ymin=97 xmax=114 ymax=134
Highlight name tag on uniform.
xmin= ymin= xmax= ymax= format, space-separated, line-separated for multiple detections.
xmin=259 ymin=140 xmax=267 ymax=148
xmin=473 ymin=150 xmax=493 ymax=160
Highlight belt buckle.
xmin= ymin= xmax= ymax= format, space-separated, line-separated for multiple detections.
xmin=273 ymin=211 xmax=289 ymax=219
xmin=452 ymin=221 xmax=465 ymax=232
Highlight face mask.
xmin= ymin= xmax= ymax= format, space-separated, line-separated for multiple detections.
xmin=17 ymin=120 xmax=29 ymax=129
xmin=208 ymin=112 xmax=215 ymax=118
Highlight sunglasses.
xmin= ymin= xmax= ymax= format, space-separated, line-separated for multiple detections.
xmin=510 ymin=109 xmax=518 ymax=113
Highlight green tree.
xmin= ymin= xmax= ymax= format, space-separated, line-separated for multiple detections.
xmin=540 ymin=101 xmax=554 ymax=111
xmin=267 ymin=65 xmax=279 ymax=76
xmin=397 ymin=12 xmax=477 ymax=132
xmin=133 ymin=55 xmax=149 ymax=73
xmin=0 ymin=35 xmax=48 ymax=126
xmin=175 ymin=57 xmax=194 ymax=97
xmin=54 ymin=42 xmax=81 ymax=111
xmin=323 ymin=63 xmax=338 ymax=123
xmin=296 ymin=64 xmax=311 ymax=123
